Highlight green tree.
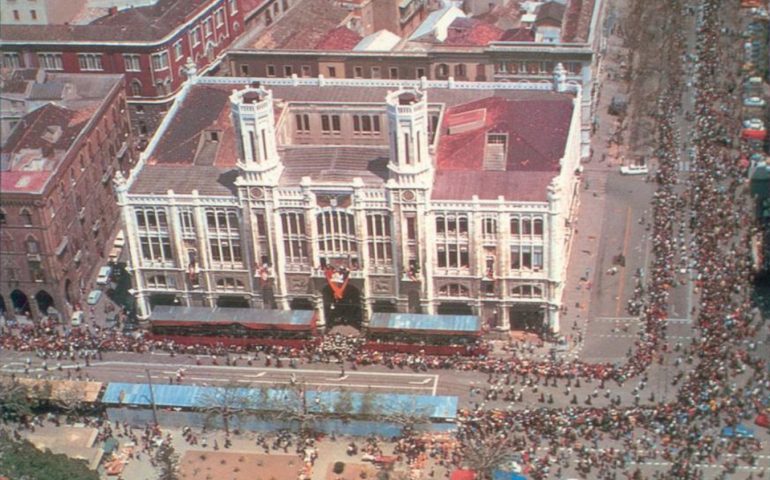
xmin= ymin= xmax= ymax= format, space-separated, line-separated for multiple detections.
xmin=199 ymin=382 xmax=254 ymax=435
xmin=0 ymin=376 xmax=33 ymax=421
xmin=456 ymin=422 xmax=518 ymax=480
xmin=0 ymin=430 xmax=99 ymax=480
xmin=155 ymin=441 xmax=179 ymax=480
xmin=272 ymin=381 xmax=323 ymax=438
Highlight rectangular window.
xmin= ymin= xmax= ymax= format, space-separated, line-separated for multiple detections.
xmin=151 ymin=51 xmax=169 ymax=71
xmin=522 ymin=246 xmax=532 ymax=269
xmin=2 ymin=53 xmax=21 ymax=69
xmin=38 ymin=53 xmax=63 ymax=70
xmin=229 ymin=0 xmax=238 ymax=13
xmin=533 ymin=246 xmax=543 ymax=270
xmin=354 ymin=66 xmax=363 ymax=78
xmin=266 ymin=64 xmax=276 ymax=76
xmin=371 ymin=66 xmax=381 ymax=78
xmin=416 ymin=67 xmax=426 ymax=78
xmin=331 ymin=115 xmax=340 ymax=133
xmin=389 ymin=67 xmax=398 ymax=79
xmin=13 ymin=10 xmax=19 ymax=20
xmin=123 ymin=54 xmax=141 ymax=72
xmin=406 ymin=217 xmax=416 ymax=240
xmin=215 ymin=8 xmax=225 ymax=27
xmin=367 ymin=214 xmax=392 ymax=267
xmin=174 ymin=41 xmax=184 ymax=60
xmin=327 ymin=66 xmax=336 ymax=78
xmin=78 ymin=53 xmax=103 ymax=71
xmin=179 ymin=210 xmax=195 ymax=237
xmin=295 ymin=114 xmax=310 ymax=133
xmin=510 ymin=217 xmax=520 ymax=236
xmin=281 ymin=212 xmax=309 ymax=265
xmin=191 ymin=27 xmax=201 ymax=46
xmin=283 ymin=65 xmax=293 ymax=76
xmin=511 ymin=245 xmax=520 ymax=269
xmin=301 ymin=65 xmax=311 ymax=77
xmin=206 ymin=208 xmax=242 ymax=267
xmin=203 ymin=17 xmax=213 ymax=37
xmin=30 ymin=9 xmax=37 ymax=20
xmin=321 ymin=114 xmax=330 ymax=133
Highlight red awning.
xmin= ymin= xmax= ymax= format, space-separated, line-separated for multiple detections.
xmin=450 ymin=470 xmax=477 ymax=480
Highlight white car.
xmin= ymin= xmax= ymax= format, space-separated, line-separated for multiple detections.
xmin=744 ymin=97 xmax=766 ymax=108
xmin=86 ymin=289 xmax=103 ymax=305
xmin=70 ymin=311 xmax=85 ymax=326
xmin=743 ymin=118 xmax=765 ymax=130
xmin=620 ymin=164 xmax=649 ymax=175
xmin=96 ymin=266 xmax=112 ymax=285
xmin=113 ymin=230 xmax=125 ymax=248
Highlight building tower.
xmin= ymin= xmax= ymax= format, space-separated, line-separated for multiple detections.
xmin=385 ymin=88 xmax=433 ymax=187
xmin=230 ymin=85 xmax=283 ymax=185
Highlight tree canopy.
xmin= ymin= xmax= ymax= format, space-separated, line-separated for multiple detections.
xmin=0 ymin=431 xmax=99 ymax=480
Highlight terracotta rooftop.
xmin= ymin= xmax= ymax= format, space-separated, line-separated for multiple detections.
xmin=436 ymin=95 xmax=573 ymax=172
xmin=443 ymin=18 xmax=504 ymax=46
xmin=132 ymin=80 xmax=574 ymax=201
xmin=499 ymin=27 xmax=535 ymax=42
xmin=0 ymin=72 xmax=121 ymax=194
xmin=250 ymin=0 xmax=352 ymax=50
xmin=0 ymin=0 xmax=212 ymax=43
xmin=562 ymin=0 xmax=596 ymax=42
xmin=535 ymin=1 xmax=566 ymax=27
xmin=314 ymin=26 xmax=363 ymax=50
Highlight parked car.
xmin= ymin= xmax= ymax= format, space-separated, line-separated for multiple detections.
xmin=744 ymin=118 xmax=765 ymax=130
xmin=70 ymin=311 xmax=85 ymax=326
xmin=113 ymin=230 xmax=125 ymax=248
xmin=744 ymin=97 xmax=767 ymax=107
xmin=96 ymin=266 xmax=112 ymax=285
xmin=620 ymin=164 xmax=649 ymax=175
xmin=86 ymin=289 xmax=102 ymax=305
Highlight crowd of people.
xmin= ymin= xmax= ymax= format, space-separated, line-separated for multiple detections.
xmin=1 ymin=0 xmax=768 ymax=478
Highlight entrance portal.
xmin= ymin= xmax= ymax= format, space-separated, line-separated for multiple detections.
xmin=216 ymin=296 xmax=250 ymax=308
xmin=509 ymin=304 xmax=544 ymax=332
xmin=322 ymin=283 xmax=362 ymax=329
xmin=10 ymin=290 xmax=29 ymax=316
xmin=437 ymin=302 xmax=473 ymax=316
xmin=35 ymin=290 xmax=54 ymax=316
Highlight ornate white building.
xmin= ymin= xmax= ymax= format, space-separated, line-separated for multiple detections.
xmin=116 ymin=68 xmax=582 ymax=333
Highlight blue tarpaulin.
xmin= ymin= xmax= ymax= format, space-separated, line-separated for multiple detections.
xmin=721 ymin=424 xmax=755 ymax=438
xmin=493 ymin=472 xmax=527 ymax=480
xmin=369 ymin=312 xmax=480 ymax=334
xmin=101 ymin=383 xmax=458 ymax=419
xmin=149 ymin=305 xmax=314 ymax=327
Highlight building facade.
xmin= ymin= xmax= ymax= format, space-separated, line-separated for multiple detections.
xmin=0 ymin=0 xmax=248 ymax=138
xmin=0 ymin=73 xmax=133 ymax=320
xmin=117 ymin=70 xmax=581 ymax=333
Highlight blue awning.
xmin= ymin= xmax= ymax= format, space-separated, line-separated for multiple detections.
xmin=102 ymin=383 xmax=458 ymax=420
xmin=369 ymin=312 xmax=480 ymax=334
xmin=149 ymin=305 xmax=314 ymax=327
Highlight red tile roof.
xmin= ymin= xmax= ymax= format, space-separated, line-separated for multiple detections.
xmin=251 ymin=0 xmax=351 ymax=50
xmin=0 ymin=0 xmax=212 ymax=43
xmin=314 ymin=26 xmax=363 ymax=50
xmin=431 ymin=170 xmax=554 ymax=201
xmin=436 ymin=96 xmax=573 ymax=173
xmin=444 ymin=17 xmax=504 ymax=46
xmin=500 ymin=27 xmax=535 ymax=42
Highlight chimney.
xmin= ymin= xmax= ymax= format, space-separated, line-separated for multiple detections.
xmin=108 ymin=6 xmax=118 ymax=16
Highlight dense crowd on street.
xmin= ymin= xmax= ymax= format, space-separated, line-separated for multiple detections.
xmin=1 ymin=0 xmax=768 ymax=478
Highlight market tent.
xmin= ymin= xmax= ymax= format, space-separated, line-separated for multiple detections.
xmin=450 ymin=470 xmax=476 ymax=480
xmin=149 ymin=305 xmax=316 ymax=331
xmin=369 ymin=312 xmax=480 ymax=335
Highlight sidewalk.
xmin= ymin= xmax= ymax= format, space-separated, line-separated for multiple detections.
xmin=558 ymin=8 xmax=632 ymax=360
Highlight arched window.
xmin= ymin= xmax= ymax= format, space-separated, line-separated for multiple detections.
xmin=216 ymin=277 xmax=245 ymax=290
xmin=25 ymin=235 xmax=39 ymax=254
xmin=316 ymin=210 xmax=357 ymax=258
xmin=147 ymin=275 xmax=168 ymax=288
xmin=130 ymin=79 xmax=143 ymax=96
xmin=20 ymin=208 xmax=33 ymax=226
xmin=454 ymin=64 xmax=466 ymax=78
xmin=233 ymin=21 xmax=240 ymax=32
xmin=435 ymin=64 xmax=449 ymax=78
xmin=533 ymin=218 xmax=544 ymax=236
xmin=438 ymin=283 xmax=470 ymax=297
xmin=511 ymin=285 xmax=543 ymax=298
